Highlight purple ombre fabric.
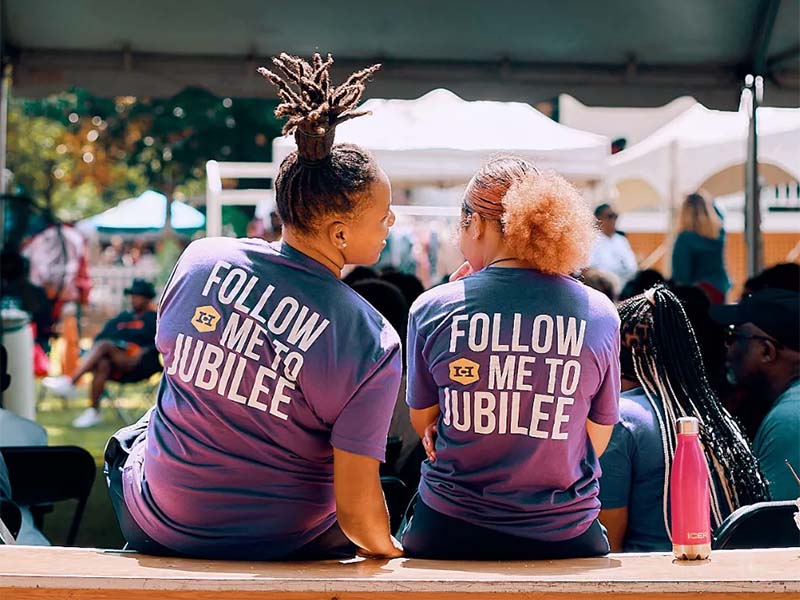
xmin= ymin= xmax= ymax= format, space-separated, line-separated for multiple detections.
xmin=122 ymin=238 xmax=401 ymax=558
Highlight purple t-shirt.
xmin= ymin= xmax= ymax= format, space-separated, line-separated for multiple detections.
xmin=123 ymin=238 xmax=402 ymax=558
xmin=407 ymin=268 xmax=620 ymax=541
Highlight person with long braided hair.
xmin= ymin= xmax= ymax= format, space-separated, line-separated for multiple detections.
xmin=105 ymin=53 xmax=404 ymax=560
xmin=401 ymin=156 xmax=620 ymax=559
xmin=599 ymin=285 xmax=769 ymax=552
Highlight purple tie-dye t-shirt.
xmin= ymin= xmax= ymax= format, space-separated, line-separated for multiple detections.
xmin=407 ymin=268 xmax=620 ymax=541
xmin=122 ymin=238 xmax=401 ymax=558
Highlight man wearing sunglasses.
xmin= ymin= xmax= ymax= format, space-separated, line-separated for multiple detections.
xmin=711 ymin=288 xmax=800 ymax=500
xmin=589 ymin=203 xmax=638 ymax=290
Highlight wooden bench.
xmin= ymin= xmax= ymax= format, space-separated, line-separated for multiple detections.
xmin=1 ymin=545 xmax=799 ymax=599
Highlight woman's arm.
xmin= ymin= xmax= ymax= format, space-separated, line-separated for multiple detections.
xmin=410 ymin=405 xmax=440 ymax=439
xmin=586 ymin=418 xmax=614 ymax=456
xmin=599 ymin=506 xmax=628 ymax=552
xmin=333 ymin=448 xmax=403 ymax=558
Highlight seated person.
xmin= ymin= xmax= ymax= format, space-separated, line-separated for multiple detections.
xmin=599 ymin=286 xmax=769 ymax=552
xmin=103 ymin=55 xmax=403 ymax=560
xmin=401 ymin=157 xmax=620 ymax=560
xmin=44 ymin=279 xmax=160 ymax=428
xmin=0 ymin=345 xmax=50 ymax=545
xmin=351 ymin=278 xmax=422 ymax=483
xmin=711 ymin=288 xmax=800 ymax=501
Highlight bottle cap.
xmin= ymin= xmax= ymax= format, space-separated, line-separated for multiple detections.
xmin=677 ymin=416 xmax=700 ymax=434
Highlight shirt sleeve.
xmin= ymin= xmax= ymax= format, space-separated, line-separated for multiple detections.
xmin=599 ymin=423 xmax=634 ymax=509
xmin=588 ymin=330 xmax=621 ymax=425
xmin=405 ymin=313 xmax=439 ymax=410
xmin=753 ymin=405 xmax=800 ymax=501
xmin=330 ymin=343 xmax=403 ymax=462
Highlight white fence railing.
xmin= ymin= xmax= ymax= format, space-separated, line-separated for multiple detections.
xmin=88 ymin=265 xmax=161 ymax=313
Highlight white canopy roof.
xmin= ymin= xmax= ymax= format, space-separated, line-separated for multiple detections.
xmin=272 ymin=89 xmax=609 ymax=186
xmin=608 ymin=101 xmax=800 ymax=208
xmin=558 ymin=94 xmax=697 ymax=147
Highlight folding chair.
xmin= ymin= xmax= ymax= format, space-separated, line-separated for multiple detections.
xmin=0 ymin=445 xmax=96 ymax=546
xmin=713 ymin=500 xmax=800 ymax=550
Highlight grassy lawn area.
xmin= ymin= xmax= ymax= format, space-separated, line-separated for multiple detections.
xmin=35 ymin=380 xmax=156 ymax=549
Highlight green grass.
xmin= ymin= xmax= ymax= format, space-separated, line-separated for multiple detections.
xmin=35 ymin=380 xmax=156 ymax=549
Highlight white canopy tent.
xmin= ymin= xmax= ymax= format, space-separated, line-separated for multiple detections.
xmin=558 ymin=94 xmax=697 ymax=147
xmin=272 ymin=89 xmax=610 ymax=187
xmin=608 ymin=101 xmax=800 ymax=211
xmin=206 ymin=89 xmax=610 ymax=236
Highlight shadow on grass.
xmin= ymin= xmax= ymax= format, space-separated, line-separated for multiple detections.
xmin=35 ymin=380 xmax=155 ymax=549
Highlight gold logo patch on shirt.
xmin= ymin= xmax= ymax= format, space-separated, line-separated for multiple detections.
xmin=192 ymin=305 xmax=221 ymax=333
xmin=448 ymin=357 xmax=480 ymax=385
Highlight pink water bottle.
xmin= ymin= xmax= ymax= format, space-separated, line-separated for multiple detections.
xmin=670 ymin=416 xmax=711 ymax=560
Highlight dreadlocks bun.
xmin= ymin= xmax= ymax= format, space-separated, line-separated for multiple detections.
xmin=501 ymin=168 xmax=597 ymax=275
xmin=258 ymin=53 xmax=381 ymax=163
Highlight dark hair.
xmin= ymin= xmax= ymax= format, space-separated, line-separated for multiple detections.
xmin=744 ymin=262 xmax=800 ymax=295
xmin=618 ymin=285 xmax=769 ymax=530
xmin=619 ymin=269 xmax=665 ymax=301
xmin=259 ymin=53 xmax=381 ymax=234
xmin=379 ymin=270 xmax=425 ymax=308
xmin=351 ymin=279 xmax=409 ymax=341
xmin=593 ymin=203 xmax=612 ymax=218
xmin=343 ymin=266 xmax=378 ymax=286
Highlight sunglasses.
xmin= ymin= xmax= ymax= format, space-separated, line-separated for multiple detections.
xmin=725 ymin=327 xmax=783 ymax=348
xmin=601 ymin=213 xmax=619 ymax=220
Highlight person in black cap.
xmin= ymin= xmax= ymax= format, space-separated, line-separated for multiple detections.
xmin=43 ymin=279 xmax=160 ymax=428
xmin=711 ymin=288 xmax=800 ymax=500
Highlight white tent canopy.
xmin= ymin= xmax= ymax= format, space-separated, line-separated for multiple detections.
xmin=558 ymin=94 xmax=697 ymax=147
xmin=608 ymin=101 xmax=800 ymax=209
xmin=272 ymin=89 xmax=610 ymax=186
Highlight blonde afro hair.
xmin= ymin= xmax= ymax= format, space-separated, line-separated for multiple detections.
xmin=493 ymin=161 xmax=596 ymax=275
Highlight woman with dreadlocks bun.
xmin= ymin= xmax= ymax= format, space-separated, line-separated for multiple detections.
xmin=401 ymin=156 xmax=620 ymax=560
xmin=105 ymin=53 xmax=404 ymax=560
xmin=599 ymin=285 xmax=768 ymax=552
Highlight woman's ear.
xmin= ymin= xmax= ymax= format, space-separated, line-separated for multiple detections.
xmin=327 ymin=221 xmax=349 ymax=251
xmin=470 ymin=212 xmax=486 ymax=241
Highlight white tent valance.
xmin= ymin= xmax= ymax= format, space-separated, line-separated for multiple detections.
xmin=609 ymin=101 xmax=800 ymax=207
xmin=272 ymin=89 xmax=609 ymax=186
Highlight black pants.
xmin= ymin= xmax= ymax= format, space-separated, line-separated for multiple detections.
xmin=401 ymin=497 xmax=610 ymax=560
xmin=104 ymin=410 xmax=357 ymax=560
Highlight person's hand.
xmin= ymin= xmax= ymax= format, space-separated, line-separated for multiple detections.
xmin=357 ymin=535 xmax=404 ymax=559
xmin=422 ymin=422 xmax=437 ymax=462
xmin=449 ymin=261 xmax=474 ymax=282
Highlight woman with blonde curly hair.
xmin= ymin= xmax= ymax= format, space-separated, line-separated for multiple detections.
xmin=401 ymin=156 xmax=620 ymax=559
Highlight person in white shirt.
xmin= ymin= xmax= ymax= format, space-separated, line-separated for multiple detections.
xmin=589 ymin=204 xmax=638 ymax=287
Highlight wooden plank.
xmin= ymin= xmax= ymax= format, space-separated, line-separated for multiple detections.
xmin=3 ymin=591 xmax=800 ymax=600
xmin=0 ymin=546 xmax=798 ymax=598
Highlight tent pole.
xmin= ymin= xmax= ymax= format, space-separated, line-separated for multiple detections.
xmin=665 ymin=138 xmax=679 ymax=277
xmin=0 ymin=63 xmax=10 ymax=194
xmin=744 ymin=75 xmax=763 ymax=278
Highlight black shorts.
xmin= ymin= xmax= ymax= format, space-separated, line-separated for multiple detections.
xmin=401 ymin=496 xmax=610 ymax=560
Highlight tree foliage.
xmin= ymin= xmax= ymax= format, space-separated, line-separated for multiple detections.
xmin=7 ymin=87 xmax=282 ymax=223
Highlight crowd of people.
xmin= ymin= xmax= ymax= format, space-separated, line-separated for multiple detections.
xmin=1 ymin=53 xmax=797 ymax=559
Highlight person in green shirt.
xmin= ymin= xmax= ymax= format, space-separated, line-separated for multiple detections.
xmin=712 ymin=289 xmax=800 ymax=500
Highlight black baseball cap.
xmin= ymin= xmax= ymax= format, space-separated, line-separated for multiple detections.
xmin=124 ymin=279 xmax=157 ymax=299
xmin=710 ymin=288 xmax=800 ymax=352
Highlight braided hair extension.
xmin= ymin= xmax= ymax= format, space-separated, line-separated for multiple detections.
xmin=618 ymin=286 xmax=769 ymax=533
xmin=258 ymin=53 xmax=382 ymax=233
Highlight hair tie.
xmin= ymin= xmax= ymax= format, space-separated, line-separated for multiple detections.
xmin=295 ymin=128 xmax=336 ymax=165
